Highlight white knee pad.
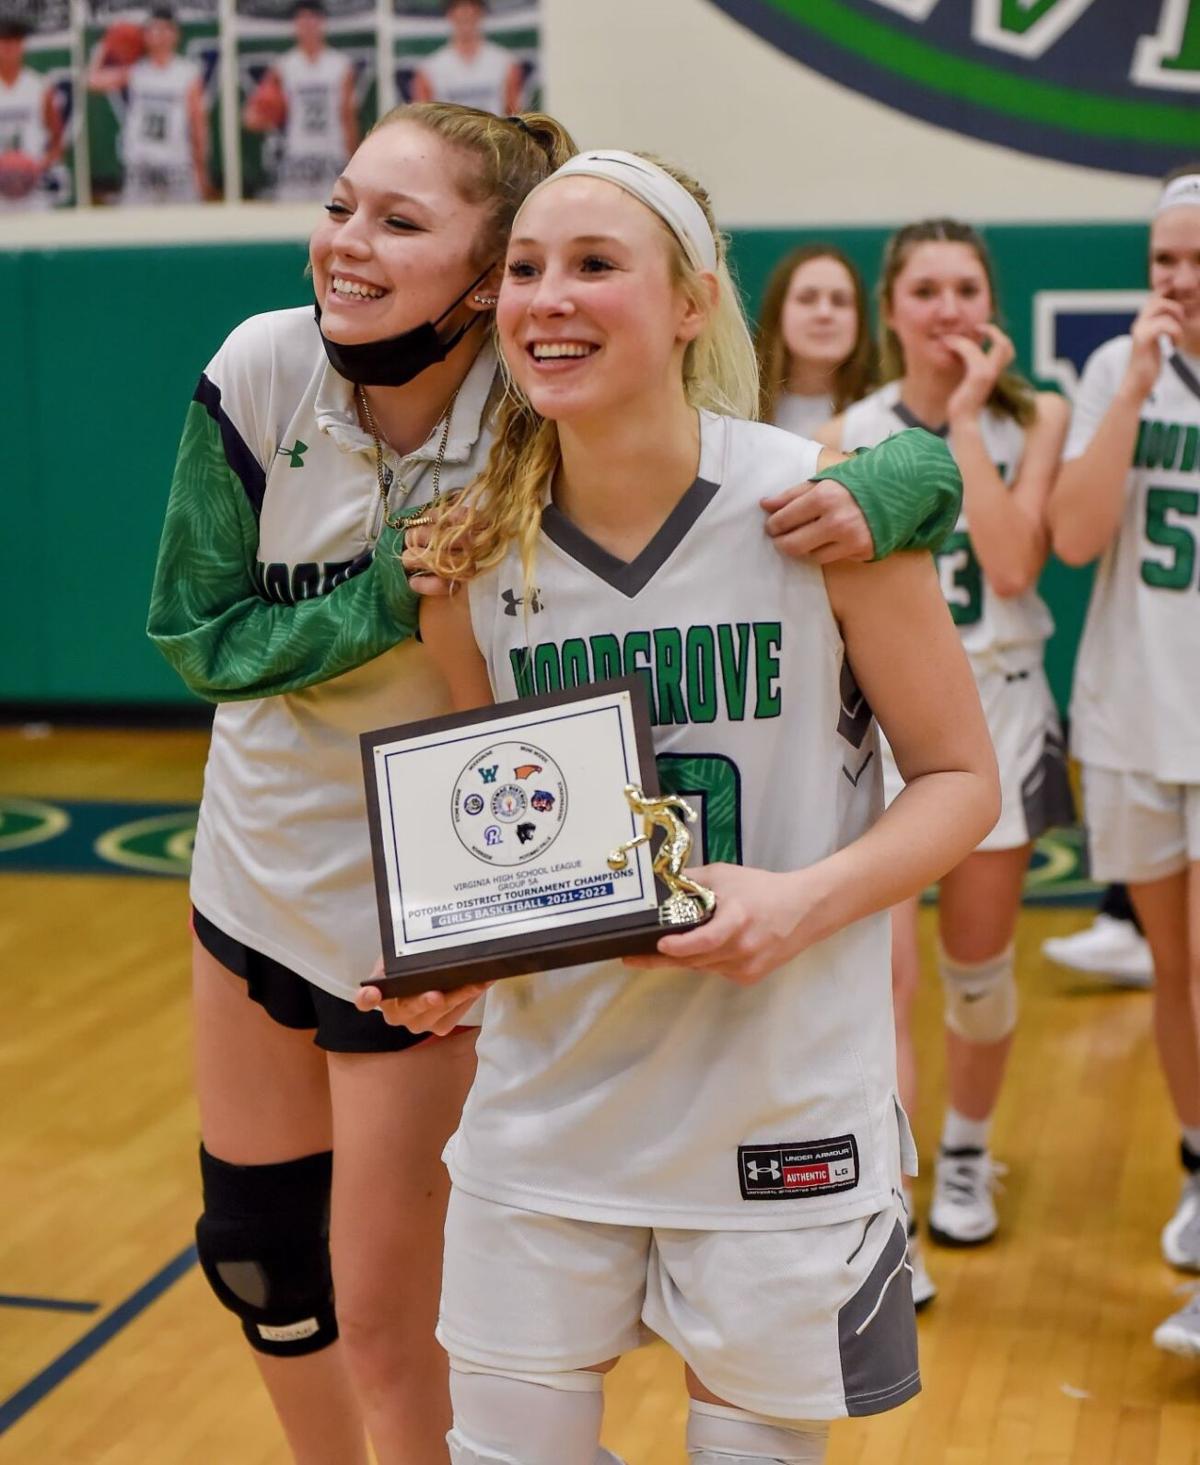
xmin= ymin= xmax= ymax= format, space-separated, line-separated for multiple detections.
xmin=686 ymin=1400 xmax=829 ymax=1463
xmin=939 ymin=943 xmax=1017 ymax=1043
xmin=447 ymin=1364 xmax=622 ymax=1465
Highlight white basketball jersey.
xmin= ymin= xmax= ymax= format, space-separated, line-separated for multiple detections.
xmin=841 ymin=382 xmax=1052 ymax=663
xmin=0 ymin=67 xmax=47 ymax=159
xmin=276 ymin=45 xmax=350 ymax=195
xmin=123 ymin=55 xmax=197 ymax=172
xmin=452 ymin=412 xmax=913 ymax=1232
xmin=420 ymin=39 xmax=511 ymax=114
xmin=187 ymin=309 xmax=502 ymax=1001
xmin=1069 ymin=337 xmax=1200 ymax=782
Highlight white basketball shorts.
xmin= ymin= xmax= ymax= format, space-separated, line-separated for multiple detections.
xmin=437 ymin=1187 xmax=920 ymax=1421
xmin=882 ymin=655 xmax=1071 ymax=853
xmin=1081 ymin=766 xmax=1200 ymax=884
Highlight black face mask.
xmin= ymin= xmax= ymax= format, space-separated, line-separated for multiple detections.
xmin=314 ymin=262 xmax=494 ymax=387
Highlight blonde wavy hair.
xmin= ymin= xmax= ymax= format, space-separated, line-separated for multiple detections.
xmin=423 ymin=154 xmax=759 ymax=590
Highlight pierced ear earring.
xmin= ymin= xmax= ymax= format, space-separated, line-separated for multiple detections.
xmin=473 ymin=294 xmax=498 ymax=307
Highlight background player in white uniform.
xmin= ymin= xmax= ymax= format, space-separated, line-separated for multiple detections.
xmin=1049 ymin=165 xmax=1200 ymax=1359
xmin=147 ymin=104 xmax=940 ymax=1465
xmin=0 ymin=17 xmax=64 ymax=211
xmin=818 ymin=219 xmax=1070 ymax=1304
xmin=243 ymin=0 xmax=358 ymax=203
xmin=411 ymin=0 xmax=523 ymax=117
xmin=755 ymin=244 xmax=876 ymax=439
xmin=87 ymin=6 xmax=210 ymax=205
xmin=363 ymin=151 xmax=998 ymax=1465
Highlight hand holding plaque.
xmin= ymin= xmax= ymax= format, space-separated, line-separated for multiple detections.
xmin=360 ymin=679 xmax=715 ymax=1000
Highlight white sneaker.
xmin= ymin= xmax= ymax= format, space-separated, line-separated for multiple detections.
xmin=1042 ymin=914 xmax=1153 ymax=987
xmin=928 ymin=1147 xmax=1004 ymax=1246
xmin=1153 ymin=1288 xmax=1200 ymax=1358
xmin=1162 ymin=1170 xmax=1200 ymax=1270
xmin=906 ymin=1225 xmax=937 ymax=1309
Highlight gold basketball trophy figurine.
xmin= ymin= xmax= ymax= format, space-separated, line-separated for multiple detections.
xmin=608 ymin=784 xmax=716 ymax=927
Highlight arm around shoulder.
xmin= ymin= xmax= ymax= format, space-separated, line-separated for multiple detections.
xmin=813 ymin=428 xmax=963 ymax=559
xmin=147 ymin=387 xmax=420 ymax=701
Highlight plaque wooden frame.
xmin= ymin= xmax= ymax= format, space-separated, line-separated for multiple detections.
xmin=360 ymin=678 xmax=670 ymax=999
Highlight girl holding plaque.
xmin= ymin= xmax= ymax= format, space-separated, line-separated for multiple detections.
xmin=146 ymin=105 xmax=950 ymax=1463
xmin=366 ymin=152 xmax=1000 ymax=1463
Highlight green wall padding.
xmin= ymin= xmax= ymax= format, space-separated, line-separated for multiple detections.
xmin=4 ymin=223 xmax=1149 ymax=709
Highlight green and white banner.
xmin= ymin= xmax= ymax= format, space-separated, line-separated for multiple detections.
xmin=706 ymin=0 xmax=1198 ymax=176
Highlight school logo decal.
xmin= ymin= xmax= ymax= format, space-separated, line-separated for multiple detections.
xmin=1032 ymin=288 xmax=1142 ymax=395
xmin=0 ymin=798 xmax=70 ymax=855
xmin=704 ymin=1 xmax=1199 ymax=175
xmin=94 ymin=810 xmax=197 ymax=877
xmin=452 ymin=742 xmax=567 ymax=865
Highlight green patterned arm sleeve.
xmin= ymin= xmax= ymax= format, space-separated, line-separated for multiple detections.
xmin=810 ymin=428 xmax=963 ymax=559
xmin=146 ymin=399 xmax=420 ymax=703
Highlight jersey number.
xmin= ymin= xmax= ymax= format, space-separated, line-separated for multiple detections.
xmin=1141 ymin=486 xmax=1200 ymax=592
xmin=655 ymin=753 xmax=743 ymax=865
xmin=142 ymin=108 xmax=168 ymax=142
xmin=302 ymin=95 xmax=330 ymax=130
xmin=936 ymin=531 xmax=984 ymax=626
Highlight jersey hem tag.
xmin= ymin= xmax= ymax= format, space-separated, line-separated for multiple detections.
xmin=738 ymin=1135 xmax=859 ymax=1200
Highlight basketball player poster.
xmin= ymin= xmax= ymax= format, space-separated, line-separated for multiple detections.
xmin=0 ymin=0 xmax=75 ymax=210
xmin=84 ymin=0 xmax=222 ymax=205
xmin=393 ymin=0 xmax=540 ymax=117
xmin=237 ymin=0 xmax=375 ymax=202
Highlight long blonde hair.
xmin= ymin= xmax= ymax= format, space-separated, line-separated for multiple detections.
xmin=878 ymin=218 xmax=1036 ymax=427
xmin=755 ymin=243 xmax=876 ymax=420
xmin=425 ymin=154 xmax=759 ymax=588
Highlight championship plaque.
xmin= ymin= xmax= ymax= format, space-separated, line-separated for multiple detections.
xmin=360 ymin=678 xmax=714 ymax=998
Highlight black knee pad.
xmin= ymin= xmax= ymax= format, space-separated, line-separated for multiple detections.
xmin=196 ymin=1145 xmax=338 ymax=1357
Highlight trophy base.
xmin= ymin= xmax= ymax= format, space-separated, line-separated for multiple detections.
xmin=660 ymin=893 xmax=707 ymax=926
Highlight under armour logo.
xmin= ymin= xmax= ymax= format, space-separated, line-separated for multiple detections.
xmin=502 ymin=587 xmax=543 ymax=616
xmin=744 ymin=1160 xmax=781 ymax=1182
xmin=276 ymin=439 xmax=308 ymax=468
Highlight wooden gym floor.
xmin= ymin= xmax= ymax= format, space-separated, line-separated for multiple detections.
xmin=1 ymin=726 xmax=1198 ymax=1464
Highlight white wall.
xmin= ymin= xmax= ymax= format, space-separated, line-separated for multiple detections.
xmin=3 ymin=0 xmax=1166 ymax=250
xmin=543 ymin=0 xmax=1159 ymax=227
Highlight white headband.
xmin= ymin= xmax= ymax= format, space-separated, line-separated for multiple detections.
xmin=1156 ymin=174 xmax=1200 ymax=215
xmin=520 ymin=149 xmax=718 ymax=274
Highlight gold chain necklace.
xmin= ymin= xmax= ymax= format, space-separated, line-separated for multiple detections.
xmin=357 ymin=384 xmax=459 ymax=534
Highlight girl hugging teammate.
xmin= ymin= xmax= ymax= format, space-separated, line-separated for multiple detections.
xmin=363 ymin=152 xmax=998 ymax=1464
